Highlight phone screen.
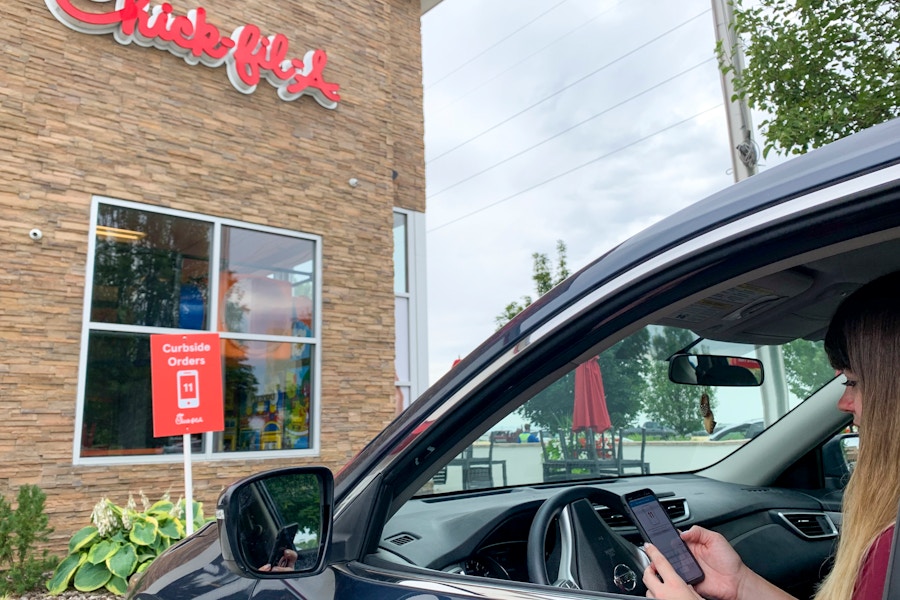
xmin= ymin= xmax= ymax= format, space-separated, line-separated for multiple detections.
xmin=626 ymin=489 xmax=704 ymax=584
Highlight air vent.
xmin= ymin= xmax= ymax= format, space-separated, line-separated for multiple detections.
xmin=777 ymin=512 xmax=838 ymax=540
xmin=594 ymin=506 xmax=633 ymax=528
xmin=386 ymin=533 xmax=418 ymax=546
xmin=594 ymin=498 xmax=690 ymax=530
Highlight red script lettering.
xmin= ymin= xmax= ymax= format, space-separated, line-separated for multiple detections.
xmin=44 ymin=0 xmax=340 ymax=108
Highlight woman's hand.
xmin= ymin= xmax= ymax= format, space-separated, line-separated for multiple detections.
xmin=644 ymin=526 xmax=795 ymax=600
xmin=259 ymin=548 xmax=298 ymax=572
xmin=642 ymin=543 xmax=702 ymax=600
xmin=677 ymin=526 xmax=745 ymax=600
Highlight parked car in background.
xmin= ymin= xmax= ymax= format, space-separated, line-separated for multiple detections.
xmin=128 ymin=119 xmax=900 ymax=599
xmin=710 ymin=419 xmax=766 ymax=441
xmin=621 ymin=421 xmax=677 ymax=439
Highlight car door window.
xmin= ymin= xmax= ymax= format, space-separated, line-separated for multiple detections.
xmin=419 ymin=324 xmax=836 ymax=495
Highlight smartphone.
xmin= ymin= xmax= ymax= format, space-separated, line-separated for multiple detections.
xmin=177 ymin=370 xmax=200 ymax=409
xmin=624 ymin=488 xmax=704 ymax=585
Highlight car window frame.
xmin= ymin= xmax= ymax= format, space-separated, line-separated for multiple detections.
xmin=330 ymin=163 xmax=900 ymax=566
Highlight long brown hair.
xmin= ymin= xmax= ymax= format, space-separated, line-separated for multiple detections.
xmin=817 ymin=272 xmax=900 ymax=599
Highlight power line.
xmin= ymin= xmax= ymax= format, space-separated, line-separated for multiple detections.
xmin=426 ymin=8 xmax=712 ymax=165
xmin=426 ymin=104 xmax=723 ymax=233
xmin=427 ymin=57 xmax=716 ymax=200
xmin=429 ymin=0 xmax=627 ymax=116
xmin=425 ymin=0 xmax=570 ymax=90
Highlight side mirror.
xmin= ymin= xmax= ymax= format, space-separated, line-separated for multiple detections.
xmin=669 ymin=354 xmax=763 ymax=387
xmin=822 ymin=433 xmax=858 ymax=490
xmin=217 ymin=467 xmax=334 ymax=578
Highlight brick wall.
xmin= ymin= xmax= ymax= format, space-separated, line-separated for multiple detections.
xmin=0 ymin=0 xmax=425 ymax=552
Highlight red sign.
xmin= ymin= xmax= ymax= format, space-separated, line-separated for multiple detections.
xmin=150 ymin=333 xmax=224 ymax=437
xmin=44 ymin=0 xmax=340 ymax=109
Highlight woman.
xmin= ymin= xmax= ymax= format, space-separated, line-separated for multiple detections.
xmin=644 ymin=271 xmax=900 ymax=600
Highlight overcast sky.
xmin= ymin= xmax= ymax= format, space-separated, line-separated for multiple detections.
xmin=420 ymin=0 xmax=785 ymax=386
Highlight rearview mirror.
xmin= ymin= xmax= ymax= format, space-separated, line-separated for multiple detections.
xmin=217 ymin=467 xmax=333 ymax=578
xmin=669 ymin=354 xmax=763 ymax=387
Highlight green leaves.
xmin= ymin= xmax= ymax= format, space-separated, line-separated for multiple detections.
xmin=47 ymin=554 xmax=85 ymax=594
xmin=73 ymin=561 xmax=112 ymax=592
xmin=729 ymin=0 xmax=899 ymax=156
xmin=129 ymin=516 xmax=159 ymax=546
xmin=158 ymin=516 xmax=183 ymax=540
xmin=495 ymin=240 xmax=569 ymax=331
xmin=68 ymin=526 xmax=99 ymax=555
xmin=86 ymin=539 xmax=118 ymax=564
xmin=49 ymin=495 xmax=210 ymax=596
xmin=107 ymin=544 xmax=137 ymax=579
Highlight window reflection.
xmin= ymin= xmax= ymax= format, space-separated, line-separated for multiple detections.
xmin=219 ymin=226 xmax=316 ymax=337
xmin=217 ymin=340 xmax=312 ymax=452
xmin=393 ymin=213 xmax=408 ymax=295
xmin=82 ymin=203 xmax=319 ymax=460
xmin=91 ymin=205 xmax=212 ymax=329
xmin=81 ymin=331 xmax=201 ymax=456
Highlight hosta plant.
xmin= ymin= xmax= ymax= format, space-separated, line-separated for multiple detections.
xmin=48 ymin=493 xmax=208 ymax=595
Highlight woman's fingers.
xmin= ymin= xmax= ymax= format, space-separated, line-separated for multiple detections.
xmin=644 ymin=543 xmax=683 ymax=583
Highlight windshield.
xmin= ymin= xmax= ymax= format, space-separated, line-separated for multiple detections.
xmin=417 ymin=324 xmax=837 ymax=495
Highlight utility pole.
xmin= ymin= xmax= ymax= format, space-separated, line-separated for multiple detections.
xmin=711 ymin=0 xmax=788 ymax=424
xmin=711 ymin=0 xmax=758 ymax=182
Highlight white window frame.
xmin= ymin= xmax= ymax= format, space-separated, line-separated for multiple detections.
xmin=74 ymin=196 xmax=323 ymax=465
xmin=394 ymin=208 xmax=428 ymax=410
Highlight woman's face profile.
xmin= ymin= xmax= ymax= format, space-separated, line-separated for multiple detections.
xmin=837 ymin=369 xmax=862 ymax=426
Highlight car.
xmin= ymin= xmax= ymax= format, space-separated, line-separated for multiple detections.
xmin=621 ymin=421 xmax=677 ymax=439
xmin=709 ymin=419 xmax=766 ymax=441
xmin=127 ymin=117 xmax=900 ymax=599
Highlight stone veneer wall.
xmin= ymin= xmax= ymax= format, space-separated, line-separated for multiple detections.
xmin=0 ymin=0 xmax=425 ymax=552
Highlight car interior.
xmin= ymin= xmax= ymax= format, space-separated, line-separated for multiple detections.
xmin=367 ymin=226 xmax=900 ymax=598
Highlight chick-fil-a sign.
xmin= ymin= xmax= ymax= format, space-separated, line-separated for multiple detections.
xmin=44 ymin=0 xmax=340 ymax=109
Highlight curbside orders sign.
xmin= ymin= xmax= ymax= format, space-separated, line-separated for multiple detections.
xmin=151 ymin=333 xmax=224 ymax=437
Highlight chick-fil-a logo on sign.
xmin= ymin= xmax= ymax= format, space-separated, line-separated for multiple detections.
xmin=44 ymin=0 xmax=340 ymax=109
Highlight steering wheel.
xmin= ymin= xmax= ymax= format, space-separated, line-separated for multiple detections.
xmin=527 ymin=486 xmax=649 ymax=594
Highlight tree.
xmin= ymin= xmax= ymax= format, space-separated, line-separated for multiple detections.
xmin=519 ymin=372 xmax=575 ymax=433
xmin=782 ymin=338 xmax=835 ymax=399
xmin=726 ymin=0 xmax=899 ymax=157
xmin=502 ymin=241 xmax=648 ymax=431
xmin=495 ymin=240 xmax=569 ymax=330
xmin=642 ymin=327 xmax=715 ymax=437
xmin=598 ymin=331 xmax=651 ymax=429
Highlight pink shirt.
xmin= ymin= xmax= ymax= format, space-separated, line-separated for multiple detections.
xmin=852 ymin=524 xmax=894 ymax=600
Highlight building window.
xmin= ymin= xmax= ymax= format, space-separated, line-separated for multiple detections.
xmin=393 ymin=209 xmax=427 ymax=412
xmin=77 ymin=198 xmax=321 ymax=462
xmin=393 ymin=212 xmax=408 ymax=295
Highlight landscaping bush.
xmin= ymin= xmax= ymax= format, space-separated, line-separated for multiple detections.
xmin=0 ymin=484 xmax=57 ymax=594
xmin=48 ymin=493 xmax=208 ymax=595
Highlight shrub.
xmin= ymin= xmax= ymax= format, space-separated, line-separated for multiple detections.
xmin=0 ymin=484 xmax=57 ymax=594
xmin=48 ymin=493 xmax=208 ymax=595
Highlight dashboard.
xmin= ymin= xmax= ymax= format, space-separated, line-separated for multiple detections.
xmin=374 ymin=474 xmax=841 ymax=598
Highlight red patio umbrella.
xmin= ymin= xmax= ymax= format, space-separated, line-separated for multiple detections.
xmin=572 ymin=358 xmax=612 ymax=460
xmin=572 ymin=357 xmax=612 ymax=433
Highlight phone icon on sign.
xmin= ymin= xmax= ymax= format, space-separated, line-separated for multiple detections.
xmin=177 ymin=370 xmax=200 ymax=409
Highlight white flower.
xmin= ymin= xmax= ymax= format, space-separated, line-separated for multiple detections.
xmin=91 ymin=498 xmax=119 ymax=537
xmin=170 ymin=496 xmax=184 ymax=519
